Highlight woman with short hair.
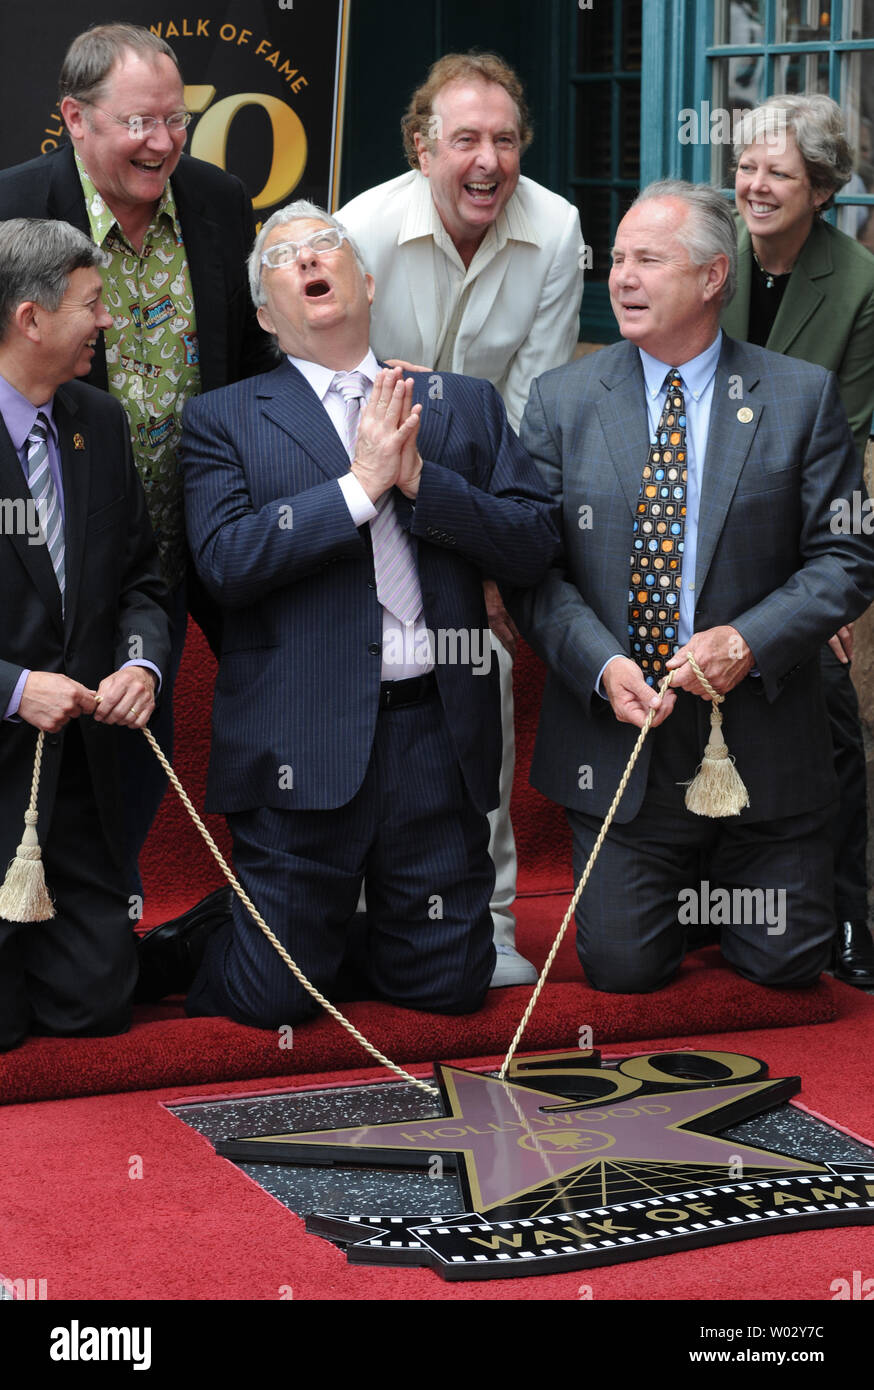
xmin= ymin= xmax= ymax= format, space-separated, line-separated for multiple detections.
xmin=724 ymin=92 xmax=874 ymax=459
xmin=723 ymin=92 xmax=874 ymax=989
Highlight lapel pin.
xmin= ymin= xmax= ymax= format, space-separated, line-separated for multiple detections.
xmin=736 ymin=407 xmax=754 ymax=424
xmin=73 ymin=433 xmax=86 ymax=450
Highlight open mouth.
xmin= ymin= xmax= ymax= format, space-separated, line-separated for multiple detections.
xmin=304 ymin=280 xmax=331 ymax=298
xmin=464 ymin=181 xmax=498 ymax=201
xmin=131 ymin=158 xmax=164 ymax=172
xmin=748 ymin=201 xmax=777 ymax=214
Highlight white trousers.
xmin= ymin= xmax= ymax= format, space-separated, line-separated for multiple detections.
xmin=487 ymin=632 xmax=518 ymax=946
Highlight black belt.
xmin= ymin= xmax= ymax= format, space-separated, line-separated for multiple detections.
xmin=378 ymin=672 xmax=437 ymax=710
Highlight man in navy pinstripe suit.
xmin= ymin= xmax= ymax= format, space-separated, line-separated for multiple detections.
xmin=173 ymin=200 xmax=559 ymax=1029
xmin=512 ymin=181 xmax=874 ymax=996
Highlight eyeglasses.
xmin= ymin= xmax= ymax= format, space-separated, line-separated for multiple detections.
xmin=261 ymin=228 xmax=348 ymax=269
xmin=81 ymin=102 xmax=191 ymax=139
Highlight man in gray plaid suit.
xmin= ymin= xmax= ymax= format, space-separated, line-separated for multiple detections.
xmin=512 ymin=180 xmax=874 ymax=994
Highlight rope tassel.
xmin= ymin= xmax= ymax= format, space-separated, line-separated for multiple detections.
xmin=0 ymin=654 xmax=748 ymax=1089
xmin=0 ymin=731 xmax=55 ymax=922
xmin=682 ymin=653 xmax=750 ymax=818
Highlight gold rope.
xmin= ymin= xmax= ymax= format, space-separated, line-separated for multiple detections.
xmin=141 ymin=727 xmax=440 ymax=1097
xmin=28 ymin=728 xmax=46 ymax=814
xmin=497 ymin=671 xmax=675 ymax=1081
xmin=684 ymin=651 xmax=721 ymax=702
xmin=141 ymin=671 xmax=675 ymax=1097
xmin=0 ymin=729 xmax=55 ymax=923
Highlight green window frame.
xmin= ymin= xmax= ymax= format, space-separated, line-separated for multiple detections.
xmin=698 ymin=0 xmax=874 ymax=238
xmin=569 ymin=0 xmax=643 ymax=343
xmin=572 ymin=0 xmax=874 ymax=340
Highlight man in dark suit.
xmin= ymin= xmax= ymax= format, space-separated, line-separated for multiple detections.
xmin=162 ymin=200 xmax=559 ymax=1029
xmin=0 ymin=219 xmax=169 ymax=1051
xmin=0 ymin=23 xmax=274 ymax=892
xmin=511 ymin=180 xmax=874 ymax=995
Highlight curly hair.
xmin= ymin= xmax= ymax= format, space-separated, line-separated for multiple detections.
xmin=400 ymin=52 xmax=532 ymax=169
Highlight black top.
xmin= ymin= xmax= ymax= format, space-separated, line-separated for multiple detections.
xmin=747 ymin=253 xmax=792 ymax=345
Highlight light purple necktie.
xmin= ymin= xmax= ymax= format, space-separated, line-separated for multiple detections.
xmin=26 ymin=412 xmax=65 ymax=608
xmin=332 ymin=371 xmax=423 ymax=627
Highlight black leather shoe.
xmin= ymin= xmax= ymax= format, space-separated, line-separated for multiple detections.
xmin=135 ymin=887 xmax=234 ymax=1002
xmin=833 ymin=920 xmax=874 ymax=989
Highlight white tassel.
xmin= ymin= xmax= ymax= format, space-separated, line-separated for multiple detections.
xmin=684 ymin=702 xmax=750 ymax=818
xmin=0 ymin=733 xmax=55 ymax=922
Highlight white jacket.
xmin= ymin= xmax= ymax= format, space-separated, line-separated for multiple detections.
xmin=338 ymin=171 xmax=584 ymax=431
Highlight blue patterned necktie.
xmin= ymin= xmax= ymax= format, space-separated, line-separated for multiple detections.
xmin=628 ymin=368 xmax=687 ymax=685
xmin=26 ymin=412 xmax=65 ymax=608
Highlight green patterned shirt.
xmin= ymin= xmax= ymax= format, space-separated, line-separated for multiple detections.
xmin=76 ymin=153 xmax=201 ymax=589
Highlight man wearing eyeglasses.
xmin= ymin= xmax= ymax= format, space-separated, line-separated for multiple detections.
xmin=0 ymin=24 xmax=274 ymax=896
xmin=135 ymin=201 xmax=560 ymax=1028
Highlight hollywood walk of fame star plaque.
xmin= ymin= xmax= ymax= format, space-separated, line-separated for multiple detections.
xmin=212 ymin=1049 xmax=874 ymax=1280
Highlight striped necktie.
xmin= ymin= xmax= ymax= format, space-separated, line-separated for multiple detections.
xmin=26 ymin=412 xmax=65 ymax=607
xmin=332 ymin=371 xmax=423 ymax=628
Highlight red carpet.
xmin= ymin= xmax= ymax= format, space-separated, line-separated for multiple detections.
xmin=0 ymin=923 xmax=838 ymax=1104
xmin=1 ymin=991 xmax=872 ymax=1300
xmin=3 ymin=573 xmax=871 ymax=1314
xmin=0 ymin=625 xmax=843 ymax=1104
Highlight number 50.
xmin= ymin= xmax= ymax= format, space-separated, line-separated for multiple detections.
xmin=185 ymin=85 xmax=307 ymax=209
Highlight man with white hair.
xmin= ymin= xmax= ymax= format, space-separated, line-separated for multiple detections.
xmin=138 ymin=200 xmax=559 ymax=1027
xmin=511 ymin=180 xmax=874 ymax=995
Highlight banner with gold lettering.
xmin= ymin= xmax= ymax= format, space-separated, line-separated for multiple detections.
xmin=0 ymin=0 xmax=350 ymax=218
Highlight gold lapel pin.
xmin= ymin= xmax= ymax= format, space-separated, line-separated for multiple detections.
xmin=736 ymin=407 xmax=754 ymax=424
xmin=73 ymin=433 xmax=86 ymax=450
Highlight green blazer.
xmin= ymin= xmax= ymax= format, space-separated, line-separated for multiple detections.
xmin=722 ymin=217 xmax=874 ymax=463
